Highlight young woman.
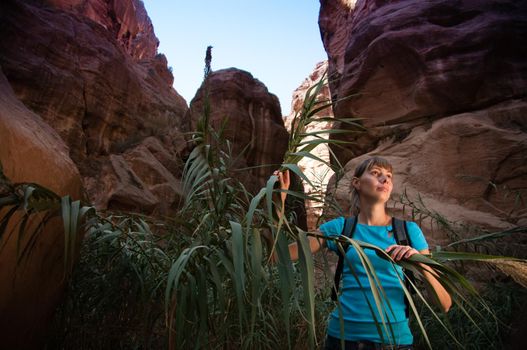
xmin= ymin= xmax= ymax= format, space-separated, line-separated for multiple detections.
xmin=272 ymin=156 xmax=451 ymax=350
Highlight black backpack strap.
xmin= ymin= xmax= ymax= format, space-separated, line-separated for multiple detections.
xmin=392 ymin=217 xmax=409 ymax=247
xmin=391 ymin=217 xmax=415 ymax=318
xmin=331 ymin=216 xmax=357 ymax=301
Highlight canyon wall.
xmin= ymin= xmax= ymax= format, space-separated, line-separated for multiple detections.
xmin=0 ymin=0 xmax=188 ymax=346
xmin=0 ymin=2 xmax=298 ymax=344
xmin=284 ymin=61 xmax=334 ymax=230
xmin=0 ymin=0 xmax=188 ymax=216
xmin=318 ymin=0 xmax=527 ymax=245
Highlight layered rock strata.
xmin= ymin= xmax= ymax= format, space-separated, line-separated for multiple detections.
xmin=318 ymin=0 xmax=527 ymax=242
xmin=0 ymin=0 xmax=188 ymax=215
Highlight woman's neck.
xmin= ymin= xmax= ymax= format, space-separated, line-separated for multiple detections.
xmin=357 ymin=202 xmax=391 ymax=226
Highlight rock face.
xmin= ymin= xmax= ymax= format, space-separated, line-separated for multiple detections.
xmin=320 ymin=0 xmax=527 ymax=163
xmin=319 ymin=0 xmax=527 ymax=240
xmin=46 ymin=0 xmax=161 ymax=61
xmin=284 ymin=61 xmax=335 ymax=230
xmin=0 ymin=0 xmax=188 ymax=215
xmin=324 ymin=100 xmax=527 ymax=243
xmin=188 ymin=68 xmax=290 ymax=193
xmin=0 ymin=68 xmax=84 ymax=349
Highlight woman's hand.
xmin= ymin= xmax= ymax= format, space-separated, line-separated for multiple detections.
xmin=386 ymin=245 xmax=452 ymax=312
xmin=273 ymin=169 xmax=290 ymax=190
xmin=385 ymin=244 xmax=419 ymax=261
xmin=272 ymin=169 xmax=290 ymax=204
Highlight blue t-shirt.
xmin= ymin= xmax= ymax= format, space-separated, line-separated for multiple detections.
xmin=319 ymin=217 xmax=429 ymax=345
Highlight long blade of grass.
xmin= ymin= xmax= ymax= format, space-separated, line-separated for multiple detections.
xmin=275 ymin=228 xmax=294 ymax=349
xmin=61 ymin=195 xmax=71 ymax=273
xmin=229 ymin=220 xmax=246 ymax=325
xmin=297 ymin=230 xmax=316 ymax=348
xmin=250 ymin=228 xmax=263 ymax=336
xmin=165 ymin=245 xmax=207 ymax=311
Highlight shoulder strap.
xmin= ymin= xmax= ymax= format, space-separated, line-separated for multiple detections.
xmin=391 ymin=217 xmax=411 ymax=247
xmin=391 ymin=217 xmax=415 ymax=318
xmin=342 ymin=216 xmax=357 ymax=239
xmin=331 ymin=216 xmax=358 ymax=301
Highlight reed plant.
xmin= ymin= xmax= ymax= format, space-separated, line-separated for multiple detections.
xmin=1 ymin=72 xmax=526 ymax=350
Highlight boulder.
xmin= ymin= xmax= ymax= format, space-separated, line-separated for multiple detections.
xmin=188 ymin=68 xmax=290 ymax=193
xmin=0 ymin=67 xmax=84 ymax=349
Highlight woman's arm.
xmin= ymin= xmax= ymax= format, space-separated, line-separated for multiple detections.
xmin=417 ymin=248 xmax=452 ymax=313
xmin=268 ymin=169 xmax=326 ymax=262
xmin=272 ymin=169 xmax=289 ymax=219
xmin=386 ymin=245 xmax=452 ymax=313
xmin=286 ymin=231 xmax=326 ymax=262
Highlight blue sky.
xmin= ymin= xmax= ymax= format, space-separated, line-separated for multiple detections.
xmin=143 ymin=1 xmax=327 ymax=115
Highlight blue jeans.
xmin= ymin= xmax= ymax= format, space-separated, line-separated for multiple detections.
xmin=323 ymin=334 xmax=413 ymax=350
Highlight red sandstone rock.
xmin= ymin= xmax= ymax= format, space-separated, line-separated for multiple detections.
xmin=0 ymin=68 xmax=84 ymax=349
xmin=45 ymin=0 xmax=160 ymax=60
xmin=0 ymin=0 xmax=188 ymax=215
xmin=320 ymin=0 xmax=527 ymax=164
xmin=188 ymin=68 xmax=290 ymax=193
xmin=325 ymin=99 xmax=527 ymax=244
xmin=88 ymin=136 xmax=185 ymax=215
xmin=319 ymin=0 xmax=527 ymax=235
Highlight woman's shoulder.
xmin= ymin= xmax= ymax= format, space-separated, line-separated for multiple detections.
xmin=318 ymin=216 xmax=345 ymax=252
xmin=318 ymin=216 xmax=345 ymax=236
xmin=400 ymin=220 xmax=429 ymax=250
xmin=403 ymin=220 xmax=420 ymax=230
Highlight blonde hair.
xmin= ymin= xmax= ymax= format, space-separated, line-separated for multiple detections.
xmin=349 ymin=156 xmax=393 ymax=216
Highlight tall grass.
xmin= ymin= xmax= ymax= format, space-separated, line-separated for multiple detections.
xmin=412 ymin=280 xmax=527 ymax=350
xmin=47 ymin=214 xmax=170 ymax=349
xmin=2 ymin=72 xmax=526 ymax=349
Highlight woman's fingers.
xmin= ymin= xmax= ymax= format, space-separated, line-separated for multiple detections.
xmin=385 ymin=245 xmax=417 ymax=261
xmin=404 ymin=247 xmax=418 ymax=259
xmin=283 ymin=169 xmax=290 ymax=185
xmin=272 ymin=169 xmax=290 ymax=190
xmin=393 ymin=246 xmax=406 ymax=261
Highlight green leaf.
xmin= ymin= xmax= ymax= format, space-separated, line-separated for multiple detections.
xmin=61 ymin=195 xmax=71 ymax=272
xmin=281 ymin=163 xmax=315 ymax=189
xmin=265 ymin=175 xmax=279 ymax=222
xmin=297 ymin=230 xmax=316 ymax=348
xmin=165 ymin=245 xmax=208 ymax=311
xmin=229 ymin=220 xmax=246 ymax=324
xmin=250 ymin=229 xmax=263 ymax=335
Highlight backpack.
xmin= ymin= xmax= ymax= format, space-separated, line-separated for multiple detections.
xmin=331 ymin=216 xmax=415 ymax=318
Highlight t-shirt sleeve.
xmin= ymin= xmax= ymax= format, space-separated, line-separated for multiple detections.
xmin=318 ymin=216 xmax=345 ymax=253
xmin=406 ymin=221 xmax=429 ymax=251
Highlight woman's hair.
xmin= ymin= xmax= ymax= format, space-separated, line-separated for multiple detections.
xmin=349 ymin=156 xmax=393 ymax=216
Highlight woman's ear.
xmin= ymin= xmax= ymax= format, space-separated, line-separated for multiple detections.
xmin=351 ymin=176 xmax=360 ymax=191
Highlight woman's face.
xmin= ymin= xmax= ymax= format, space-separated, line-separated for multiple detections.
xmin=352 ymin=165 xmax=393 ymax=203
